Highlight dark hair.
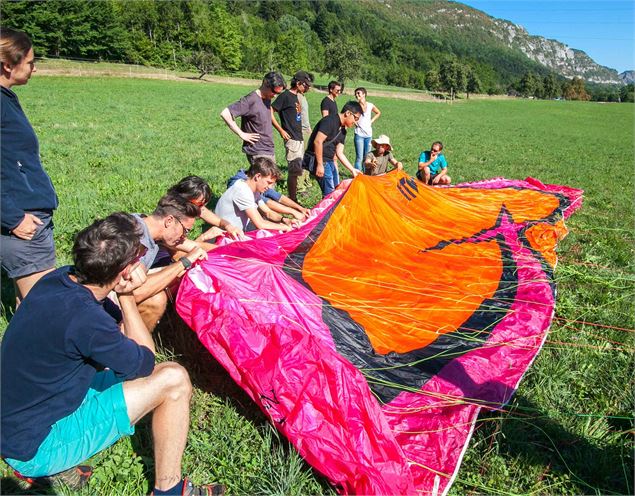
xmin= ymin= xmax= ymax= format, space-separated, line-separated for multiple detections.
xmin=152 ymin=192 xmax=201 ymax=220
xmin=341 ymin=101 xmax=363 ymax=115
xmin=328 ymin=81 xmax=341 ymax=92
xmin=431 ymin=141 xmax=444 ymax=151
xmin=291 ymin=71 xmax=313 ymax=88
xmin=262 ymin=72 xmax=286 ymax=91
xmin=246 ymin=156 xmax=281 ymax=180
xmin=0 ymin=27 xmax=32 ymax=66
xmin=354 ymin=87 xmax=367 ymax=96
xmin=167 ymin=175 xmax=212 ymax=204
xmin=73 ymin=212 xmax=142 ymax=286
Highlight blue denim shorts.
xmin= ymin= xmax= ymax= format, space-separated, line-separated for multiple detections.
xmin=0 ymin=210 xmax=56 ymax=279
xmin=5 ymin=370 xmax=134 ymax=477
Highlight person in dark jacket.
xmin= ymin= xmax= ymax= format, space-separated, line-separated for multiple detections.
xmin=0 ymin=28 xmax=58 ymax=303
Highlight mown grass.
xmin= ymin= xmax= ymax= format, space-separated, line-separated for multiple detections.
xmin=1 ymin=74 xmax=633 ymax=495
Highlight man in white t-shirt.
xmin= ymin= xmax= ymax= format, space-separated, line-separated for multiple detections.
xmin=215 ymin=157 xmax=294 ymax=233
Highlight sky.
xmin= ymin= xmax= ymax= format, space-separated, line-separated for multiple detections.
xmin=459 ymin=0 xmax=634 ymax=73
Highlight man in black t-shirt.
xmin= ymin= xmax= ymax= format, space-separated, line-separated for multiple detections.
xmin=320 ymin=80 xmax=341 ymax=117
xmin=272 ymin=70 xmax=313 ymax=202
xmin=305 ymin=101 xmax=362 ymax=197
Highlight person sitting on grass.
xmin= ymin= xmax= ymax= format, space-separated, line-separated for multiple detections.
xmin=214 ymin=157 xmax=295 ymax=233
xmin=363 ymin=134 xmax=403 ymax=176
xmin=417 ymin=141 xmax=451 ymax=186
xmin=227 ymin=169 xmax=308 ymax=222
xmin=129 ymin=193 xmax=208 ymax=332
xmin=0 ymin=212 xmax=225 ymax=496
xmin=167 ymin=175 xmax=245 ymax=242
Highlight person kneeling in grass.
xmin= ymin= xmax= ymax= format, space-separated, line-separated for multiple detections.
xmin=417 ymin=141 xmax=451 ymax=186
xmin=226 ymin=169 xmax=308 ymax=223
xmin=0 ymin=213 xmax=224 ymax=496
xmin=129 ymin=193 xmax=208 ymax=332
xmin=214 ymin=157 xmax=295 ymax=233
xmin=363 ymin=134 xmax=403 ymax=176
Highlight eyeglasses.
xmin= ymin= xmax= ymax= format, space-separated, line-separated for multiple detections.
xmin=175 ymin=216 xmax=192 ymax=239
xmin=348 ymin=112 xmax=361 ymax=122
xmin=129 ymin=244 xmax=148 ymax=266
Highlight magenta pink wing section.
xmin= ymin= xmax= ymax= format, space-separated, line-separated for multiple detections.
xmin=177 ymin=176 xmax=582 ymax=495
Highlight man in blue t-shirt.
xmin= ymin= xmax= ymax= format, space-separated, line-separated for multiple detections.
xmin=1 ymin=213 xmax=224 ymax=495
xmin=417 ymin=141 xmax=452 ymax=186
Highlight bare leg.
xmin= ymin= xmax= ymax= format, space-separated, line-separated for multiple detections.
xmin=14 ymin=268 xmax=55 ymax=305
xmin=138 ymin=290 xmax=168 ymax=332
xmin=123 ymin=362 xmax=192 ymax=491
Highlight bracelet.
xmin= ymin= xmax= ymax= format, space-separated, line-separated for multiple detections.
xmin=179 ymin=256 xmax=192 ymax=270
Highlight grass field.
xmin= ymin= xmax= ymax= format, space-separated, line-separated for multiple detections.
xmin=1 ymin=74 xmax=633 ymax=496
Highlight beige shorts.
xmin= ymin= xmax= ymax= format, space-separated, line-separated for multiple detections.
xmin=285 ymin=139 xmax=304 ymax=162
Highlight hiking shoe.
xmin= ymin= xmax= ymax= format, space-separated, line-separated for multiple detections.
xmin=14 ymin=465 xmax=92 ymax=491
xmin=150 ymin=477 xmax=226 ymax=496
xmin=183 ymin=477 xmax=225 ymax=496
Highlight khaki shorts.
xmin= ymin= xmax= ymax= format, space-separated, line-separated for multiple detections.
xmin=285 ymin=139 xmax=304 ymax=162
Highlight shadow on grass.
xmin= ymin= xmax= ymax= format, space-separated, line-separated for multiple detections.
xmin=477 ymin=395 xmax=633 ymax=495
xmin=153 ymin=305 xmax=266 ymax=424
xmin=0 ymin=477 xmax=57 ymax=495
xmin=1 ymin=273 xmax=16 ymax=327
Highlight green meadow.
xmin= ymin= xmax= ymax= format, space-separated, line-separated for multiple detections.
xmin=1 ymin=75 xmax=633 ymax=495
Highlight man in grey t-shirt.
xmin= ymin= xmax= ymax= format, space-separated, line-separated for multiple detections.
xmin=220 ymin=72 xmax=286 ymax=166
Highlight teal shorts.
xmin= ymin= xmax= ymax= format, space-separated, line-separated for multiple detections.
xmin=5 ymin=370 xmax=134 ymax=477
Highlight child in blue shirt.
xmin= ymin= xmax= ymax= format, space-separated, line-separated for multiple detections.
xmin=417 ymin=141 xmax=452 ymax=186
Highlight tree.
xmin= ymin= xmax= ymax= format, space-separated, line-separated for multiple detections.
xmin=542 ymin=74 xmax=561 ymax=99
xmin=518 ymin=72 xmax=539 ymax=98
xmin=324 ymin=37 xmax=363 ymax=88
xmin=466 ymin=69 xmax=482 ymax=99
xmin=563 ymin=77 xmax=591 ymax=101
xmin=439 ymin=60 xmax=467 ymax=99
xmin=619 ymin=84 xmax=634 ymax=103
xmin=187 ymin=50 xmax=221 ymax=78
xmin=425 ymin=69 xmax=441 ymax=92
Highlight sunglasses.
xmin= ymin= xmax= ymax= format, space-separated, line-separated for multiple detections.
xmin=189 ymin=197 xmax=207 ymax=207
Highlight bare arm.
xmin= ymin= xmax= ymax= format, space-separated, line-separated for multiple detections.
xmin=266 ymin=199 xmax=305 ymax=221
xmin=335 ymin=143 xmax=360 ymax=177
xmin=245 ymin=206 xmax=292 ymax=232
xmin=277 ymin=195 xmax=309 ymax=217
xmin=259 ymin=201 xmax=283 ymax=223
xmin=371 ymin=104 xmax=381 ymax=124
xmin=314 ymin=131 xmax=327 ymax=178
xmin=321 ymin=109 xmax=329 ymax=117
xmin=220 ymin=107 xmax=260 ymax=144
xmin=114 ymin=265 xmax=155 ymax=354
xmin=133 ymin=246 xmax=207 ymax=303
xmin=271 ymin=107 xmax=290 ymax=141
xmin=199 ymin=206 xmax=244 ymax=241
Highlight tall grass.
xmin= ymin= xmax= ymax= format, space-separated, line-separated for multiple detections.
xmin=1 ymin=75 xmax=632 ymax=495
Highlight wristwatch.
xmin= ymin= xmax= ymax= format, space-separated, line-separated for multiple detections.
xmin=179 ymin=256 xmax=192 ymax=270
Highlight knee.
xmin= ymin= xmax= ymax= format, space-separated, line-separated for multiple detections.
xmin=141 ymin=290 xmax=168 ymax=316
xmin=155 ymin=362 xmax=192 ymax=401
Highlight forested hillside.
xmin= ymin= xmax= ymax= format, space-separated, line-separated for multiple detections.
xmin=1 ymin=0 xmax=631 ymax=100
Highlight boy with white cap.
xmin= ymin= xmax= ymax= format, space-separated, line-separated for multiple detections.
xmin=363 ymin=135 xmax=403 ymax=176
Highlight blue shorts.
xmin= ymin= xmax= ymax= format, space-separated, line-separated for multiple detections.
xmin=0 ymin=210 xmax=56 ymax=279
xmin=5 ymin=370 xmax=134 ymax=477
